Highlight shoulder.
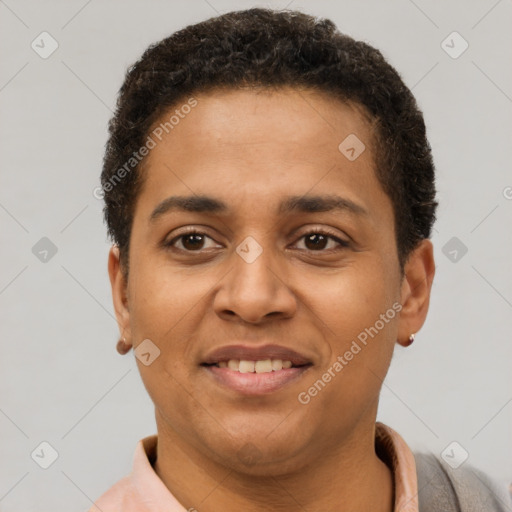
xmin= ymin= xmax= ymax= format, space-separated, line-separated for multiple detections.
xmin=413 ymin=451 xmax=512 ymax=512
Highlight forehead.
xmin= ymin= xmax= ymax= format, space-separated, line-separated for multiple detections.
xmin=157 ymin=87 xmax=375 ymax=155
xmin=134 ymin=87 xmax=388 ymax=224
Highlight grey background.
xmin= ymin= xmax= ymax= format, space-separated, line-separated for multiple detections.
xmin=1 ymin=0 xmax=511 ymax=510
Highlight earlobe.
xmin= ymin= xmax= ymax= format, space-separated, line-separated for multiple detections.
xmin=396 ymin=239 xmax=435 ymax=347
xmin=108 ymin=245 xmax=132 ymax=353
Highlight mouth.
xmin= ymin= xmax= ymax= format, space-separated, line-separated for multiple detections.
xmin=201 ymin=344 xmax=313 ymax=395
xmin=202 ymin=358 xmax=305 ymax=372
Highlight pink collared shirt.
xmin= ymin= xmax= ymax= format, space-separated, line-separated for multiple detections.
xmin=89 ymin=421 xmax=419 ymax=512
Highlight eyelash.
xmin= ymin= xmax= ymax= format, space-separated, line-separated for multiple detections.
xmin=164 ymin=227 xmax=350 ymax=254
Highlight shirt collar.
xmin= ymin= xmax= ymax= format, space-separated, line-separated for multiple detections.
xmin=130 ymin=435 xmax=187 ymax=511
xmin=375 ymin=421 xmax=419 ymax=512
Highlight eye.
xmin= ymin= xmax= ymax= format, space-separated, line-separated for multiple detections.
xmin=294 ymin=230 xmax=350 ymax=252
xmin=164 ymin=228 xmax=350 ymax=254
xmin=165 ymin=231 xmax=222 ymax=252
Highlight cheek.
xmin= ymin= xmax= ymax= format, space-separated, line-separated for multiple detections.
xmin=128 ymin=254 xmax=207 ymax=341
xmin=307 ymin=260 xmax=395 ymax=331
xmin=292 ymin=276 xmax=397 ymax=445
xmin=127 ymin=263 xmax=206 ymax=400
xmin=304 ymin=259 xmax=398 ymax=377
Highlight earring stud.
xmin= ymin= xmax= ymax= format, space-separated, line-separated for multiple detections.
xmin=116 ymin=336 xmax=132 ymax=355
xmin=403 ymin=333 xmax=415 ymax=347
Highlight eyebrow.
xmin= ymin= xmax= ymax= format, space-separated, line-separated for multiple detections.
xmin=149 ymin=194 xmax=368 ymax=223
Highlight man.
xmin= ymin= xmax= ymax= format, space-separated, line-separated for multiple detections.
xmin=92 ymin=8 xmax=511 ymax=511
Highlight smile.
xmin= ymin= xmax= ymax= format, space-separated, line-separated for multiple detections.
xmin=208 ymin=358 xmax=294 ymax=373
xmin=201 ymin=344 xmax=313 ymax=395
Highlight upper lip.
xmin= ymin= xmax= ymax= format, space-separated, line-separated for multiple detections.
xmin=202 ymin=344 xmax=313 ymax=366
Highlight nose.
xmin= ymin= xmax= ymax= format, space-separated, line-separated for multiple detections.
xmin=213 ymin=239 xmax=297 ymax=325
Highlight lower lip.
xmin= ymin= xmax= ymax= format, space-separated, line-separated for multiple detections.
xmin=204 ymin=365 xmax=311 ymax=395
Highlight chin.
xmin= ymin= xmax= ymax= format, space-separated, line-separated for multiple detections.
xmin=203 ymin=427 xmax=311 ymax=475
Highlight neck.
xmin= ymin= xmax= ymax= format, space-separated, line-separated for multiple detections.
xmin=153 ymin=416 xmax=394 ymax=512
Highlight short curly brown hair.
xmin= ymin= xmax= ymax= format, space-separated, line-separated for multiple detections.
xmin=100 ymin=7 xmax=437 ymax=279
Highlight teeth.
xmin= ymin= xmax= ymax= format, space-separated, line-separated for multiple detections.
xmin=227 ymin=359 xmax=239 ymax=370
xmin=218 ymin=359 xmax=294 ymax=372
xmin=271 ymin=359 xmax=283 ymax=371
xmin=255 ymin=359 xmax=272 ymax=373
xmin=239 ymin=360 xmax=255 ymax=373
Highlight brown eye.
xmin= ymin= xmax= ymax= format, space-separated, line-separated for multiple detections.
xmin=164 ymin=231 xmax=223 ymax=253
xmin=295 ymin=231 xmax=349 ymax=252
xmin=304 ymin=233 xmax=329 ymax=250
xmin=180 ymin=233 xmax=206 ymax=251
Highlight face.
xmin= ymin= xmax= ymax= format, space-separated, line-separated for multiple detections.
xmin=109 ymin=87 xmax=433 ymax=475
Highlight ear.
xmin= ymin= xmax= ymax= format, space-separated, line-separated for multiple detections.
xmin=397 ymin=239 xmax=435 ymax=346
xmin=108 ymin=245 xmax=131 ymax=346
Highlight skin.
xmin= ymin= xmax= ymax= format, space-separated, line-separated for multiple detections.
xmin=108 ymin=87 xmax=435 ymax=512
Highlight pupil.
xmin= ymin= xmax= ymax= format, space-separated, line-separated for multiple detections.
xmin=183 ymin=234 xmax=204 ymax=250
xmin=305 ymin=233 xmax=327 ymax=250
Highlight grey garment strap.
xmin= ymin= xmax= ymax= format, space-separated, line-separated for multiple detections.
xmin=414 ymin=452 xmax=512 ymax=512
